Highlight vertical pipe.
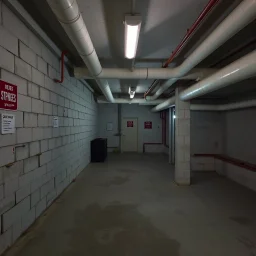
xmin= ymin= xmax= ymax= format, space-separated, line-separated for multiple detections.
xmin=170 ymin=107 xmax=175 ymax=164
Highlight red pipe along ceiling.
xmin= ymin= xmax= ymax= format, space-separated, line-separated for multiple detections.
xmin=144 ymin=0 xmax=220 ymax=98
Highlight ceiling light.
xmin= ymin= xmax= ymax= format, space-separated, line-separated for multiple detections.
xmin=124 ymin=15 xmax=141 ymax=59
xmin=128 ymin=86 xmax=136 ymax=98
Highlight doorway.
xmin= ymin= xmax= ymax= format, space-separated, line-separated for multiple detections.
xmin=121 ymin=118 xmax=138 ymax=152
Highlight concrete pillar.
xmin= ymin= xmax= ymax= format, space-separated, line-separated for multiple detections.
xmin=175 ymin=87 xmax=190 ymax=185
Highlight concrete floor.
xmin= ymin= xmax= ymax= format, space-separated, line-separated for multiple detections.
xmin=4 ymin=153 xmax=256 ymax=256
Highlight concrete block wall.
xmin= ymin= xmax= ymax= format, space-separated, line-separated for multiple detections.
xmin=190 ymin=111 xmax=224 ymax=171
xmin=222 ymin=108 xmax=256 ymax=191
xmin=0 ymin=4 xmax=97 ymax=254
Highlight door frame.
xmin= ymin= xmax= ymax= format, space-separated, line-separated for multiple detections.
xmin=121 ymin=117 xmax=139 ymax=153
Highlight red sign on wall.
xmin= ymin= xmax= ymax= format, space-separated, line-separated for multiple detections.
xmin=0 ymin=80 xmax=17 ymax=111
xmin=127 ymin=121 xmax=133 ymax=127
xmin=144 ymin=121 xmax=152 ymax=129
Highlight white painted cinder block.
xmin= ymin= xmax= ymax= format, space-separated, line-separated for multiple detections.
xmin=40 ymin=87 xmax=50 ymax=105
xmin=17 ymin=128 xmax=32 ymax=144
xmin=21 ymin=207 xmax=35 ymax=231
xmin=2 ymin=196 xmax=30 ymax=231
xmin=1 ymin=160 xmax=23 ymax=182
xmin=37 ymin=57 xmax=47 ymax=75
xmin=0 ymin=194 xmax=15 ymax=216
xmin=24 ymin=156 xmax=38 ymax=173
xmin=0 ymin=133 xmax=16 ymax=148
xmin=35 ymin=197 xmax=46 ymax=218
xmin=38 ymin=114 xmax=49 ymax=127
xmin=2 ymin=4 xmax=29 ymax=45
xmin=29 ymin=141 xmax=40 ymax=157
xmin=0 ymin=227 xmax=12 ymax=255
xmin=0 ymin=185 xmax=3 ymax=200
xmin=4 ymin=178 xmax=18 ymax=197
xmin=16 ymin=185 xmax=31 ymax=203
xmin=32 ymin=128 xmax=44 ymax=141
xmin=40 ymin=151 xmax=51 ymax=166
xmin=28 ymin=82 xmax=39 ymax=99
xmin=40 ymin=179 xmax=54 ymax=199
xmin=43 ymin=102 xmax=52 ymax=115
xmin=0 ymin=45 xmax=15 ymax=73
xmin=32 ymin=98 xmax=43 ymax=114
xmin=0 ymin=25 xmax=19 ymax=55
xmin=48 ymin=65 xmax=57 ymax=80
xmin=48 ymin=138 xmax=56 ymax=150
xmin=18 ymin=94 xmax=31 ymax=112
xmin=24 ymin=113 xmax=37 ymax=128
xmin=0 ymin=146 xmax=15 ymax=167
xmin=31 ymin=189 xmax=40 ymax=207
xmin=12 ymin=218 xmax=22 ymax=243
xmin=15 ymin=57 xmax=31 ymax=80
xmin=43 ymin=128 xmax=52 ymax=140
xmin=1 ymin=69 xmax=27 ymax=96
xmin=28 ymin=30 xmax=42 ymax=56
xmin=19 ymin=41 xmax=37 ymax=68
xmin=44 ymin=76 xmax=55 ymax=92
xmin=40 ymin=140 xmax=49 ymax=153
xmin=16 ymin=144 xmax=29 ymax=161
xmin=32 ymin=68 xmax=44 ymax=87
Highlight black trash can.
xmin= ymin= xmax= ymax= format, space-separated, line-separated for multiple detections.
xmin=91 ymin=138 xmax=107 ymax=162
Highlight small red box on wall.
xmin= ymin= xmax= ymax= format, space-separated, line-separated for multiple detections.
xmin=127 ymin=121 xmax=133 ymax=127
xmin=0 ymin=80 xmax=17 ymax=111
xmin=144 ymin=121 xmax=152 ymax=129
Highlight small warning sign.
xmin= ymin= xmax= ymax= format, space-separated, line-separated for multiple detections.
xmin=127 ymin=121 xmax=133 ymax=127
xmin=1 ymin=114 xmax=15 ymax=134
xmin=53 ymin=116 xmax=59 ymax=128
xmin=144 ymin=121 xmax=152 ymax=129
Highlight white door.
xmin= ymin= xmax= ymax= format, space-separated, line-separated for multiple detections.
xmin=121 ymin=118 xmax=138 ymax=152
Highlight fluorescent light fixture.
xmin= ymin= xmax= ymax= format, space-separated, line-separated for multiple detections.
xmin=124 ymin=15 xmax=141 ymax=59
xmin=128 ymin=86 xmax=136 ymax=98
xmin=130 ymin=92 xmax=135 ymax=98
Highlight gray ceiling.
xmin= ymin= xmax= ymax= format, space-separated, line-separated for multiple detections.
xmin=18 ymin=0 xmax=256 ymax=101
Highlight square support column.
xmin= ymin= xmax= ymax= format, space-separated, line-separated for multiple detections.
xmin=175 ymin=87 xmax=190 ymax=185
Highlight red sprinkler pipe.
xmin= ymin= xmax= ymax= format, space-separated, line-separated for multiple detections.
xmin=144 ymin=0 xmax=220 ymax=98
xmin=54 ymin=50 xmax=68 ymax=83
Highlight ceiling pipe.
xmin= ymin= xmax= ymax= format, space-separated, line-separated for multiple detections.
xmin=74 ymin=67 xmax=217 ymax=80
xmin=151 ymin=99 xmax=256 ymax=113
xmin=46 ymin=0 xmax=114 ymax=102
xmin=180 ymin=50 xmax=256 ymax=101
xmin=97 ymin=98 xmax=165 ymax=105
xmin=191 ymin=99 xmax=256 ymax=111
xmin=147 ymin=0 xmax=256 ymax=101
xmin=152 ymin=50 xmax=256 ymax=112
xmin=151 ymin=97 xmax=175 ymax=112
xmin=144 ymin=0 xmax=220 ymax=98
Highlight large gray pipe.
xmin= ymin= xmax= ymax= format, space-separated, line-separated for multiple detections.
xmin=148 ymin=0 xmax=256 ymax=100
xmin=46 ymin=0 xmax=114 ymax=102
xmin=180 ymin=50 xmax=256 ymax=101
xmin=74 ymin=68 xmax=217 ymax=80
xmin=152 ymin=50 xmax=256 ymax=112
